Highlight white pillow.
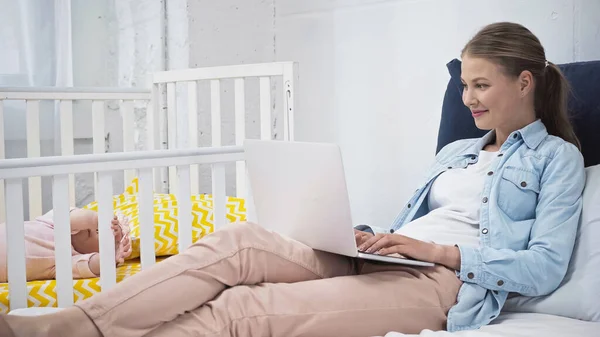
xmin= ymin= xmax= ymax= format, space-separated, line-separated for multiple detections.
xmin=502 ymin=164 xmax=600 ymax=321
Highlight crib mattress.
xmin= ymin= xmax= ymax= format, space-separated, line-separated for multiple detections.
xmin=0 ymin=258 xmax=156 ymax=313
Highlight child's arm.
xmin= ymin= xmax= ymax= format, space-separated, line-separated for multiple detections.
xmin=69 ymin=208 xmax=98 ymax=233
xmin=72 ymin=253 xmax=100 ymax=278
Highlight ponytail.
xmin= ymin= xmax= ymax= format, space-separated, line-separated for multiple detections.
xmin=535 ymin=62 xmax=581 ymax=150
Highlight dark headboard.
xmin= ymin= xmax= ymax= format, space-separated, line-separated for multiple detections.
xmin=436 ymin=58 xmax=600 ymax=168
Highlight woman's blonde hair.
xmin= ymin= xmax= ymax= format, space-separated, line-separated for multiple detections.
xmin=462 ymin=22 xmax=580 ymax=150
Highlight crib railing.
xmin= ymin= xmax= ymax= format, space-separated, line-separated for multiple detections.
xmin=0 ymin=87 xmax=153 ymax=223
xmin=0 ymin=146 xmax=252 ymax=311
xmin=152 ymin=62 xmax=297 ymax=230
xmin=0 ymin=62 xmax=298 ymax=225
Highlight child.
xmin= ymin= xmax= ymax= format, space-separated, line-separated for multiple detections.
xmin=0 ymin=208 xmax=132 ymax=283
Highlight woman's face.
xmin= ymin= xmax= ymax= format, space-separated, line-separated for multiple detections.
xmin=460 ymin=55 xmax=526 ymax=131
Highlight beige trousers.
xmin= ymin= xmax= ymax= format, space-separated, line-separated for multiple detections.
xmin=76 ymin=222 xmax=462 ymax=337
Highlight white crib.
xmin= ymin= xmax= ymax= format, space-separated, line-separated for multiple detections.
xmin=0 ymin=61 xmax=298 ymax=313
xmin=0 ymin=87 xmax=152 ymax=223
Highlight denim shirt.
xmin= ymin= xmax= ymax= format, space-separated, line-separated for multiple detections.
xmin=357 ymin=120 xmax=586 ymax=332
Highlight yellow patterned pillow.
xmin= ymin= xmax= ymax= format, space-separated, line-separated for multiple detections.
xmin=84 ymin=178 xmax=247 ymax=259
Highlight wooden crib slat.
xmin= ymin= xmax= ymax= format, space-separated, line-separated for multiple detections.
xmin=26 ymin=100 xmax=42 ymax=220
xmin=234 ymin=78 xmax=246 ymax=198
xmin=25 ymin=100 xmax=41 ymax=158
xmin=147 ymin=84 xmax=160 ymax=151
xmin=0 ymin=101 xmax=5 ymax=223
xmin=0 ymin=182 xmax=4 ymax=224
xmin=211 ymin=80 xmax=221 ymax=146
xmin=167 ymin=83 xmax=178 ymax=195
xmin=59 ymin=100 xmax=76 ymax=207
xmin=187 ymin=81 xmax=199 ymax=195
xmin=282 ymin=63 xmax=296 ymax=141
xmin=177 ymin=165 xmax=192 ymax=251
xmin=97 ymin=172 xmax=116 ymax=290
xmin=52 ymin=174 xmax=74 ymax=307
xmin=148 ymin=84 xmax=162 ymax=192
xmin=5 ymin=178 xmax=27 ymax=310
xmin=210 ymin=80 xmax=225 ymax=230
xmin=92 ymin=100 xmax=105 ymax=200
xmin=122 ymin=100 xmax=136 ymax=185
xmin=259 ymin=77 xmax=271 ymax=140
xmin=166 ymin=83 xmax=177 ymax=145
xmin=138 ymin=168 xmax=156 ymax=270
xmin=212 ymin=163 xmax=226 ymax=231
xmin=0 ymin=100 xmax=4 ymax=160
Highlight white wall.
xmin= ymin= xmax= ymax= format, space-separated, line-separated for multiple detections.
xmin=70 ymin=0 xmax=167 ymax=208
xmin=187 ymin=0 xmax=279 ymax=196
xmin=7 ymin=0 xmax=598 ymax=221
xmin=276 ymin=0 xmax=600 ymax=228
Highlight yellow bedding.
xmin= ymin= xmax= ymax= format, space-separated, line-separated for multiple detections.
xmin=0 ymin=178 xmax=248 ymax=313
xmin=0 ymin=258 xmax=164 ymax=314
xmin=84 ymin=178 xmax=248 ymax=258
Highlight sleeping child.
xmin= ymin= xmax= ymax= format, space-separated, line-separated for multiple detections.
xmin=0 ymin=208 xmax=132 ymax=282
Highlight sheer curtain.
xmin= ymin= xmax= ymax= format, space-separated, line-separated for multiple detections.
xmin=0 ymin=0 xmax=184 ymax=207
xmin=0 ymin=0 xmax=73 ymax=151
xmin=0 ymin=0 xmax=72 ymax=87
xmin=0 ymin=0 xmax=73 ymax=214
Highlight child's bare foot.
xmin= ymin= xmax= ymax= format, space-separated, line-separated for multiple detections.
xmin=112 ymin=215 xmax=132 ymax=265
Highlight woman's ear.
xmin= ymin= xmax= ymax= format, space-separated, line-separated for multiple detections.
xmin=518 ymin=70 xmax=534 ymax=97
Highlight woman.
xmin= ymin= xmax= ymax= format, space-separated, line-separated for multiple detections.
xmin=0 ymin=209 xmax=132 ymax=283
xmin=1 ymin=22 xmax=586 ymax=337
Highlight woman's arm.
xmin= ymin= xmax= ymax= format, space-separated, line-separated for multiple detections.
xmin=359 ymin=234 xmax=461 ymax=270
xmin=437 ymin=245 xmax=461 ymax=270
xmin=72 ymin=253 xmax=100 ymax=278
xmin=455 ymin=143 xmax=585 ymax=296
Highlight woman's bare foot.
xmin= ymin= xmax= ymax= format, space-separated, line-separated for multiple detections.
xmin=2 ymin=307 xmax=102 ymax=337
xmin=0 ymin=314 xmax=16 ymax=337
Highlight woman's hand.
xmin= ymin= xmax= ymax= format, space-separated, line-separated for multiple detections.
xmin=354 ymin=229 xmax=373 ymax=247
xmin=358 ymin=233 xmax=445 ymax=265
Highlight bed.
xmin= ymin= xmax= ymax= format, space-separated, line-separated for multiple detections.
xmin=383 ymin=313 xmax=599 ymax=337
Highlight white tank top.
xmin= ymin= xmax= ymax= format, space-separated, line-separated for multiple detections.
xmin=394 ymin=150 xmax=498 ymax=247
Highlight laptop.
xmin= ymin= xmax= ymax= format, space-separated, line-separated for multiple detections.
xmin=244 ymin=139 xmax=434 ymax=267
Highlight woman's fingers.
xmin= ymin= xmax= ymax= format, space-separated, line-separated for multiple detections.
xmin=354 ymin=231 xmax=368 ymax=245
xmin=358 ymin=233 xmax=385 ymax=252
xmin=359 ymin=233 xmax=409 ymax=253
xmin=364 ymin=235 xmax=395 ymax=254
xmin=377 ymin=245 xmax=405 ymax=256
xmin=354 ymin=229 xmax=373 ymax=246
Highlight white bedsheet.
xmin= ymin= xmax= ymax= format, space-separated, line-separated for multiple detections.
xmin=11 ymin=308 xmax=600 ymax=336
xmin=381 ymin=313 xmax=600 ymax=337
